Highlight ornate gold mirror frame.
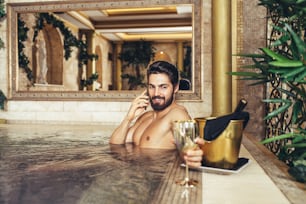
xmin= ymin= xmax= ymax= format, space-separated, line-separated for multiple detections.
xmin=7 ymin=0 xmax=202 ymax=101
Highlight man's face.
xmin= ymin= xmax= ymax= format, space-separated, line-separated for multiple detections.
xmin=147 ymin=73 xmax=177 ymax=111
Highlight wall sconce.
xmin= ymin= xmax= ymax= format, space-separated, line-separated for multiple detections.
xmin=154 ymin=51 xmax=171 ymax=63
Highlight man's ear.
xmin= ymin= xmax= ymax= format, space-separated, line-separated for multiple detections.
xmin=174 ymin=84 xmax=179 ymax=93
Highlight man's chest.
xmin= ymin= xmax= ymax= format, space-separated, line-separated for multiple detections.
xmin=137 ymin=118 xmax=174 ymax=148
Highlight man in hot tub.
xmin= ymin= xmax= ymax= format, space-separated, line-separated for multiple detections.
xmin=110 ymin=60 xmax=204 ymax=167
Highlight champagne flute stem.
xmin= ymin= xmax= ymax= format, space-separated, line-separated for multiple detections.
xmin=185 ymin=163 xmax=189 ymax=186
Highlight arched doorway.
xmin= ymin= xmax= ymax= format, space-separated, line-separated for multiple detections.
xmin=42 ymin=24 xmax=63 ymax=85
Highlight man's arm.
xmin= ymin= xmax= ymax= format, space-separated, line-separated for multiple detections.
xmin=109 ymin=91 xmax=149 ymax=145
xmin=109 ymin=117 xmax=134 ymax=144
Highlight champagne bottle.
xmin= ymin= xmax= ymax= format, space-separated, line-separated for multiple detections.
xmin=234 ymin=98 xmax=248 ymax=113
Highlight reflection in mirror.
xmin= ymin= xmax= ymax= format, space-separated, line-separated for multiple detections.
xmin=8 ymin=0 xmax=202 ymax=101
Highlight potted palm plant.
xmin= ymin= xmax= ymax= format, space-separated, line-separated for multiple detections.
xmin=230 ymin=0 xmax=306 ymax=183
xmin=119 ymin=40 xmax=156 ymax=90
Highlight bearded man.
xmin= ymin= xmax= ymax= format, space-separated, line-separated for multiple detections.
xmin=110 ymin=60 xmax=203 ymax=167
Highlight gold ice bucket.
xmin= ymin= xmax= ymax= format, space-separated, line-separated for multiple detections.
xmin=196 ymin=119 xmax=244 ymax=169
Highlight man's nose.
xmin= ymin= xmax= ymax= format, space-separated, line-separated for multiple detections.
xmin=154 ymin=88 xmax=160 ymax=96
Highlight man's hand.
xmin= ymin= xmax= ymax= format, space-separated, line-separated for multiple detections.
xmin=126 ymin=90 xmax=149 ymax=121
xmin=184 ymin=138 xmax=205 ymax=168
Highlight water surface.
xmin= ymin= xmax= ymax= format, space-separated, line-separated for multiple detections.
xmin=0 ymin=124 xmax=177 ymax=204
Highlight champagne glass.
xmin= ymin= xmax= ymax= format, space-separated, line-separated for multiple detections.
xmin=172 ymin=120 xmax=199 ymax=187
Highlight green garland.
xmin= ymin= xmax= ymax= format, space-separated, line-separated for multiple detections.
xmin=0 ymin=0 xmax=6 ymax=109
xmin=0 ymin=90 xmax=6 ymax=109
xmin=0 ymin=0 xmax=4 ymax=18
xmin=0 ymin=0 xmax=6 ymax=49
xmin=80 ymin=72 xmax=99 ymax=89
xmin=18 ymin=17 xmax=33 ymax=82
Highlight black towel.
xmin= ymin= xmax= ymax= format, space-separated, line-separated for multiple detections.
xmin=203 ymin=111 xmax=249 ymax=141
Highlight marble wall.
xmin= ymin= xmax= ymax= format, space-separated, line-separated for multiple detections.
xmin=238 ymin=0 xmax=266 ymax=138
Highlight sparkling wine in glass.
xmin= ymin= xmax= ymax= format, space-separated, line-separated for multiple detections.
xmin=172 ymin=120 xmax=199 ymax=187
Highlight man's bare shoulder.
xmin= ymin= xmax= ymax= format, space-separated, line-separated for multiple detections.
xmin=135 ymin=110 xmax=154 ymax=123
xmin=167 ymin=103 xmax=190 ymax=120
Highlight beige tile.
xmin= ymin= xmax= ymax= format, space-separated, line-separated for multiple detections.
xmin=202 ymin=146 xmax=290 ymax=204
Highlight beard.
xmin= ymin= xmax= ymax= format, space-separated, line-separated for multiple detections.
xmin=150 ymin=94 xmax=174 ymax=111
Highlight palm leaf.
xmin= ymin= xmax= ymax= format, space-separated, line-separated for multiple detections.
xmin=269 ymin=60 xmax=303 ymax=68
xmin=261 ymin=47 xmax=290 ymax=61
xmin=276 ymin=87 xmax=296 ymax=98
xmin=261 ymin=132 xmax=297 ymax=144
xmin=285 ymin=143 xmax=306 ymax=149
xmin=263 ymin=99 xmax=292 ymax=120
xmin=285 ymin=24 xmax=306 ymax=59
xmin=246 ymin=79 xmax=271 ymax=86
xmin=268 ymin=68 xmax=294 ymax=74
xmin=294 ymin=67 xmax=306 ymax=82
xmin=282 ymin=66 xmax=305 ymax=79
xmin=292 ymin=100 xmax=303 ymax=124
xmin=292 ymin=134 xmax=306 ymax=143
xmin=234 ymin=53 xmax=265 ymax=58
xmin=227 ymin=71 xmax=263 ymax=77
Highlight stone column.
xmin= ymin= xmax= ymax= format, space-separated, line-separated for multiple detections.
xmin=116 ymin=42 xmax=122 ymax=90
xmin=176 ymin=41 xmax=183 ymax=72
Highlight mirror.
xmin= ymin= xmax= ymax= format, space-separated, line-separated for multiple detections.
xmin=8 ymin=0 xmax=202 ymax=101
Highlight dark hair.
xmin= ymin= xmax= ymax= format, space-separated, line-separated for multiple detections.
xmin=179 ymin=78 xmax=191 ymax=90
xmin=147 ymin=61 xmax=179 ymax=86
